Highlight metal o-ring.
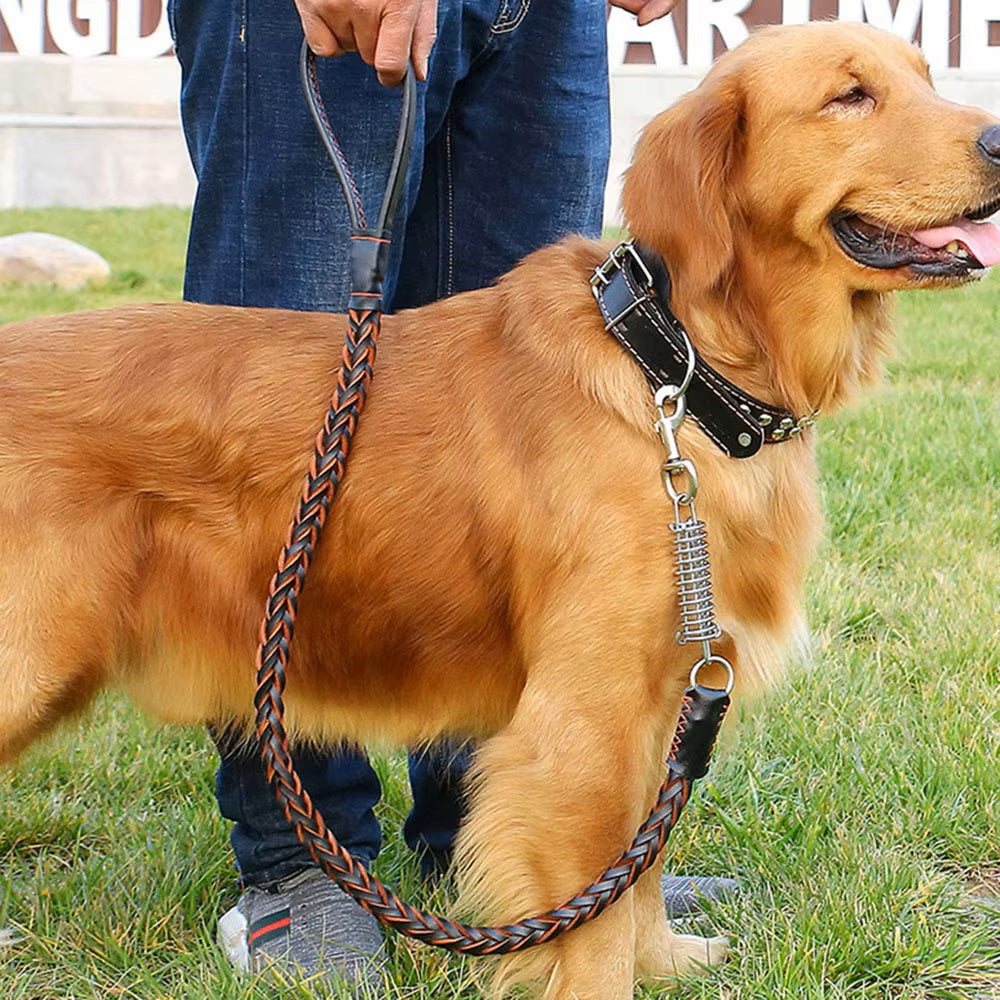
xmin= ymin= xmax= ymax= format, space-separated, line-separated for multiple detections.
xmin=689 ymin=654 xmax=735 ymax=694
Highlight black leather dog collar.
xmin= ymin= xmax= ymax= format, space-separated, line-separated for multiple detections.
xmin=591 ymin=241 xmax=818 ymax=459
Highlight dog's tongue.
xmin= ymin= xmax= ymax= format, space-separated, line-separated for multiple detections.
xmin=911 ymin=217 xmax=1000 ymax=267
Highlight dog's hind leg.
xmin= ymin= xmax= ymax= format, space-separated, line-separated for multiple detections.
xmin=0 ymin=647 xmax=106 ymax=765
xmin=0 ymin=519 xmax=125 ymax=765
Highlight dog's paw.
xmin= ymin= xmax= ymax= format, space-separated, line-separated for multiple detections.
xmin=650 ymin=931 xmax=729 ymax=978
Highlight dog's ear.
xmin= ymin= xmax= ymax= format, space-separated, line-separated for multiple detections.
xmin=621 ymin=68 xmax=746 ymax=296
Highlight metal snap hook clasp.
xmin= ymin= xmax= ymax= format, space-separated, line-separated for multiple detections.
xmin=654 ymin=385 xmax=686 ymax=460
xmin=663 ymin=458 xmax=699 ymax=505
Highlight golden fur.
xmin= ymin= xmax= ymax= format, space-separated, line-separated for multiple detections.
xmin=2 ymin=22 xmax=998 ymax=999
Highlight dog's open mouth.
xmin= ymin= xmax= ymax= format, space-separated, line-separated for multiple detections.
xmin=831 ymin=201 xmax=1000 ymax=278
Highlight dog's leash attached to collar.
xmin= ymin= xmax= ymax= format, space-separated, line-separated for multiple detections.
xmin=592 ymin=240 xmax=819 ymax=457
xmin=253 ymin=54 xmax=733 ymax=958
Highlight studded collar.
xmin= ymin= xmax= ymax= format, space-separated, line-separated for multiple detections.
xmin=590 ymin=241 xmax=818 ymax=459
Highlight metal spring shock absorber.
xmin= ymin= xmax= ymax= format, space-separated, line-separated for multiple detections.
xmin=653 ymin=373 xmax=734 ymax=692
xmin=672 ymin=515 xmax=721 ymax=645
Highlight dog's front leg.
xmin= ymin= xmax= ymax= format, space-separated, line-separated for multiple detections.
xmin=633 ymin=853 xmax=728 ymax=983
xmin=454 ymin=628 xmax=669 ymax=1000
xmin=632 ymin=677 xmax=731 ymax=983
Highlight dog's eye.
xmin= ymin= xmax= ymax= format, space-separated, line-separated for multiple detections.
xmin=825 ymin=86 xmax=875 ymax=113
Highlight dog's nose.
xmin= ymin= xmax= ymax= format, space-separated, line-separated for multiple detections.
xmin=977 ymin=125 xmax=1000 ymax=166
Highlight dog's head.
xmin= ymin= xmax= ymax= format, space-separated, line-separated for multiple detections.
xmin=623 ymin=21 xmax=1000 ymax=298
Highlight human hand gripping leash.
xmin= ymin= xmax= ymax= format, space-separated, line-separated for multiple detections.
xmin=251 ymin=46 xmax=734 ymax=955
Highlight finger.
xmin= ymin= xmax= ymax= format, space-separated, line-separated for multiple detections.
xmin=607 ymin=0 xmax=646 ymax=14
xmin=373 ymin=5 xmax=418 ymax=86
xmin=637 ymin=0 xmax=679 ymax=24
xmin=299 ymin=9 xmax=345 ymax=56
xmin=351 ymin=14 xmax=381 ymax=65
xmin=410 ymin=0 xmax=437 ymax=81
xmin=332 ymin=23 xmax=358 ymax=52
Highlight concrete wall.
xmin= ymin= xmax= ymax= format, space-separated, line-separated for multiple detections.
xmin=0 ymin=114 xmax=193 ymax=208
xmin=0 ymin=53 xmax=194 ymax=209
xmin=5 ymin=7 xmax=1000 ymax=217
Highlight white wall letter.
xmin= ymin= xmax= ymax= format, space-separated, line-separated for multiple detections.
xmin=687 ymin=0 xmax=751 ymax=69
xmin=838 ymin=0 xmax=950 ymax=71
xmin=916 ymin=0 xmax=951 ymax=71
xmin=843 ymin=0 xmax=919 ymax=35
xmin=48 ymin=0 xmax=111 ymax=55
xmin=0 ymin=0 xmax=43 ymax=54
xmin=782 ymin=0 xmax=811 ymax=24
xmin=117 ymin=0 xmax=173 ymax=58
xmin=961 ymin=0 xmax=1000 ymax=71
xmin=606 ymin=6 xmax=683 ymax=69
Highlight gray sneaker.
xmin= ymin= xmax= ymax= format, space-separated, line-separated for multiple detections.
xmin=218 ymin=868 xmax=386 ymax=992
xmin=661 ymin=874 xmax=740 ymax=917
xmin=216 ymin=868 xmax=731 ymax=987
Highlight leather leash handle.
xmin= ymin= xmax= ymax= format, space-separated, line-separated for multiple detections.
xmin=300 ymin=40 xmax=416 ymax=238
xmin=300 ymin=41 xmax=416 ymax=304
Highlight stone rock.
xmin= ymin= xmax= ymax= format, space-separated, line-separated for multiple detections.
xmin=0 ymin=231 xmax=111 ymax=291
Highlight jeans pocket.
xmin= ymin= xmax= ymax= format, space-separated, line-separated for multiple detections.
xmin=490 ymin=0 xmax=530 ymax=34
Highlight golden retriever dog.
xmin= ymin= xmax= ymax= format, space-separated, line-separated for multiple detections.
xmin=2 ymin=20 xmax=999 ymax=999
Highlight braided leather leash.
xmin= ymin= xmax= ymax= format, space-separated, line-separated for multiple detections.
xmin=251 ymin=46 xmax=731 ymax=955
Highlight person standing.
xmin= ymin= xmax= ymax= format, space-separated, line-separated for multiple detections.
xmin=169 ymin=0 xmax=733 ymax=988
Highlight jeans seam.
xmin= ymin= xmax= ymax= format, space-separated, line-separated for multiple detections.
xmin=443 ymin=116 xmax=455 ymax=298
xmin=234 ymin=751 xmax=263 ymax=881
xmin=468 ymin=33 xmax=499 ymax=72
xmin=239 ymin=0 xmax=248 ymax=304
xmin=491 ymin=0 xmax=530 ymax=35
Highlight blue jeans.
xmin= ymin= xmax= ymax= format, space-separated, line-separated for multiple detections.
xmin=171 ymin=0 xmax=610 ymax=886
xmin=211 ymin=728 xmax=472 ymax=883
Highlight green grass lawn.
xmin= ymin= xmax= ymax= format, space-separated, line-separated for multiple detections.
xmin=0 ymin=207 xmax=188 ymax=322
xmin=0 ymin=208 xmax=997 ymax=999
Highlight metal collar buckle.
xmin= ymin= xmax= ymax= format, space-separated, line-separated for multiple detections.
xmin=590 ymin=239 xmax=653 ymax=291
xmin=591 ymin=241 xmax=658 ymax=331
